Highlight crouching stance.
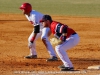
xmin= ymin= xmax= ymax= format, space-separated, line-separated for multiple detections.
xmin=19 ymin=3 xmax=57 ymax=61
xmin=40 ymin=15 xmax=80 ymax=71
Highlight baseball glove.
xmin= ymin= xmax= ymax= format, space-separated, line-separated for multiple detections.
xmin=50 ymin=37 xmax=63 ymax=45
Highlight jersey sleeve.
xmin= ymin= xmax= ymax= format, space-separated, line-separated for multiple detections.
xmin=25 ymin=14 xmax=40 ymax=26
xmin=32 ymin=15 xmax=38 ymax=25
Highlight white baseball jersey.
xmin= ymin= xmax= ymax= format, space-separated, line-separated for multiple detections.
xmin=25 ymin=10 xmax=44 ymax=31
xmin=26 ymin=10 xmax=57 ymax=57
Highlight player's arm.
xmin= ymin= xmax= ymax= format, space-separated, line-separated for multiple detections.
xmin=28 ymin=24 xmax=40 ymax=48
xmin=60 ymin=33 xmax=67 ymax=42
xmin=59 ymin=25 xmax=67 ymax=42
xmin=54 ymin=25 xmax=67 ymax=42
xmin=30 ymin=25 xmax=40 ymax=43
xmin=30 ymin=14 xmax=40 ymax=43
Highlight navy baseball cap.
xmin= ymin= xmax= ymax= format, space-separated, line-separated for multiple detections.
xmin=40 ymin=15 xmax=52 ymax=22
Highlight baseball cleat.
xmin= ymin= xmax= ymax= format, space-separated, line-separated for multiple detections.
xmin=60 ymin=67 xmax=74 ymax=71
xmin=24 ymin=55 xmax=37 ymax=59
xmin=46 ymin=56 xmax=58 ymax=61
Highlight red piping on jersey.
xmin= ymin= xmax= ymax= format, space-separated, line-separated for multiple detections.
xmin=50 ymin=21 xmax=76 ymax=38
xmin=60 ymin=25 xmax=64 ymax=33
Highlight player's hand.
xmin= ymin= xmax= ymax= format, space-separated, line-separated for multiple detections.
xmin=28 ymin=42 xmax=33 ymax=48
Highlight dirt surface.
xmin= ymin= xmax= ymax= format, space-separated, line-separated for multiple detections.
xmin=0 ymin=14 xmax=100 ymax=75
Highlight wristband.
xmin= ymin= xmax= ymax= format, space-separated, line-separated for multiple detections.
xmin=30 ymin=37 xmax=35 ymax=43
xmin=60 ymin=36 xmax=66 ymax=42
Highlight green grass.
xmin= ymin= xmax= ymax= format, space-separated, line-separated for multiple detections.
xmin=0 ymin=0 xmax=100 ymax=17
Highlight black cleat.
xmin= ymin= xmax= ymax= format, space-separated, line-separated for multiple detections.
xmin=60 ymin=67 xmax=74 ymax=71
xmin=24 ymin=55 xmax=37 ymax=59
xmin=46 ymin=56 xmax=58 ymax=61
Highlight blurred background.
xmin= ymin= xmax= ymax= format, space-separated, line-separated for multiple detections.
xmin=0 ymin=0 xmax=100 ymax=17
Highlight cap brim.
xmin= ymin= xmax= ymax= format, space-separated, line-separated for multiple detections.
xmin=39 ymin=20 xmax=45 ymax=22
xmin=19 ymin=7 xmax=25 ymax=9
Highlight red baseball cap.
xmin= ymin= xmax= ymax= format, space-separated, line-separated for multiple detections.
xmin=20 ymin=3 xmax=32 ymax=13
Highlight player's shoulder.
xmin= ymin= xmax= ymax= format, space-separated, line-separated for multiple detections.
xmin=51 ymin=21 xmax=59 ymax=25
xmin=31 ymin=10 xmax=37 ymax=13
xmin=31 ymin=10 xmax=43 ymax=15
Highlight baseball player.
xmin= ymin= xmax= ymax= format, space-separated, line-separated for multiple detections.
xmin=19 ymin=3 xmax=58 ymax=61
xmin=40 ymin=15 xmax=80 ymax=71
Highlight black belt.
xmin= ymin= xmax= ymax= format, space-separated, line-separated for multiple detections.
xmin=72 ymin=33 xmax=77 ymax=35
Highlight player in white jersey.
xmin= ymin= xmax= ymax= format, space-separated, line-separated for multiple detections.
xmin=19 ymin=3 xmax=58 ymax=61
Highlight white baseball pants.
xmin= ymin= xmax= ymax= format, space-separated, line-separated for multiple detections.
xmin=28 ymin=27 xmax=57 ymax=57
xmin=55 ymin=34 xmax=80 ymax=67
xmin=41 ymin=27 xmax=57 ymax=57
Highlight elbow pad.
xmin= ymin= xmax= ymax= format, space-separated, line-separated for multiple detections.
xmin=34 ymin=25 xmax=40 ymax=33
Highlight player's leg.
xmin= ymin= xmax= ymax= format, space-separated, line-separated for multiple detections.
xmin=25 ymin=31 xmax=42 ymax=59
xmin=41 ymin=27 xmax=58 ymax=61
xmin=55 ymin=34 xmax=80 ymax=71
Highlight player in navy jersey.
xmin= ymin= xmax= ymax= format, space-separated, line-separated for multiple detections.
xmin=40 ymin=15 xmax=80 ymax=71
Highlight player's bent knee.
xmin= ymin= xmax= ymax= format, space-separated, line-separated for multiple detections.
xmin=41 ymin=36 xmax=48 ymax=40
xmin=55 ymin=46 xmax=62 ymax=52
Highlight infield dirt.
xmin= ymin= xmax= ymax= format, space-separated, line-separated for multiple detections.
xmin=0 ymin=14 xmax=100 ymax=75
